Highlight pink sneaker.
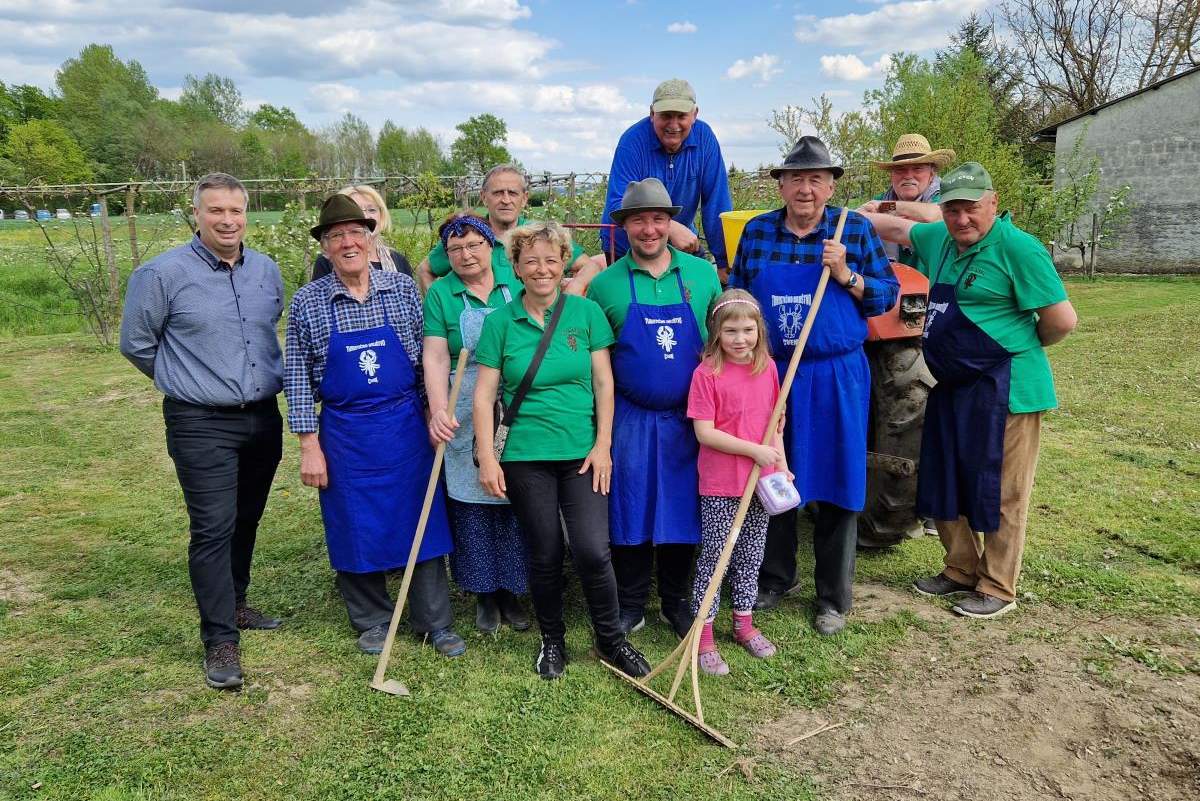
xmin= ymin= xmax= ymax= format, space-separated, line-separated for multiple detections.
xmin=737 ymin=631 xmax=777 ymax=659
xmin=699 ymin=649 xmax=729 ymax=676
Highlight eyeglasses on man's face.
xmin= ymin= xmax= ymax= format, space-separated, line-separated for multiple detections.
xmin=324 ymin=226 xmax=370 ymax=244
xmin=447 ymin=240 xmax=488 ymax=258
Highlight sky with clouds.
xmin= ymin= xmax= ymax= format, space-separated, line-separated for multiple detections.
xmin=1 ymin=0 xmax=994 ymax=173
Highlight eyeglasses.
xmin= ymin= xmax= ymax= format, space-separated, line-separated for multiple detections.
xmin=324 ymin=227 xmax=370 ymax=244
xmin=447 ymin=241 xmax=488 ymax=258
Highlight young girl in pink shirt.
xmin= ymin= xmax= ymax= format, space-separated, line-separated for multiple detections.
xmin=687 ymin=289 xmax=790 ymax=676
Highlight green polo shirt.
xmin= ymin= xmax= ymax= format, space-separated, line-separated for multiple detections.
xmin=426 ymin=215 xmax=587 ymax=278
xmin=475 ymin=291 xmax=615 ymax=462
xmin=586 ymin=247 xmax=722 ymax=340
xmin=909 ymin=213 xmax=1068 ymax=414
xmin=423 ymin=261 xmax=519 ymax=354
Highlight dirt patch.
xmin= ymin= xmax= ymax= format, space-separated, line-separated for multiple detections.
xmin=758 ymin=584 xmax=1200 ymax=801
xmin=0 ymin=567 xmax=43 ymax=610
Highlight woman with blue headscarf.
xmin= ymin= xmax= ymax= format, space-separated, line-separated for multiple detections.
xmin=424 ymin=213 xmax=530 ymax=634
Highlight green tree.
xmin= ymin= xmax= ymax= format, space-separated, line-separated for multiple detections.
xmin=377 ymin=122 xmax=446 ymax=175
xmin=180 ymin=73 xmax=245 ymax=127
xmin=0 ymin=82 xmax=57 ymax=142
xmin=54 ymin=44 xmax=158 ymax=181
xmin=1 ymin=119 xmax=93 ymax=184
xmin=449 ymin=113 xmax=516 ymax=174
xmin=134 ymin=101 xmax=189 ymax=179
xmin=249 ymin=104 xmax=305 ymax=134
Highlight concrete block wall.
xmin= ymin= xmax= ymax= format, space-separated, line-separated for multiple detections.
xmin=1053 ymin=71 xmax=1200 ymax=274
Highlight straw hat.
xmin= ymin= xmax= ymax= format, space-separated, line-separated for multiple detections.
xmin=872 ymin=134 xmax=955 ymax=170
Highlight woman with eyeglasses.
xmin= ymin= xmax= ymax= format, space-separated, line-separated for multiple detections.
xmin=424 ymin=213 xmax=530 ymax=634
xmin=310 ymin=184 xmax=412 ymax=282
xmin=284 ymin=194 xmax=465 ymax=658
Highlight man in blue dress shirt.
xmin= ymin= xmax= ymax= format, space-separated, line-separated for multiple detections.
xmin=121 ymin=173 xmax=285 ymax=691
xmin=601 ymin=79 xmax=734 ymax=279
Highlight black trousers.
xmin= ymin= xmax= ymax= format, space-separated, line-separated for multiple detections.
xmin=163 ymin=397 xmax=282 ymax=648
xmin=758 ymin=501 xmax=858 ymax=614
xmin=335 ymin=558 xmax=452 ymax=634
xmin=611 ymin=542 xmax=696 ymax=615
xmin=503 ymin=459 xmax=622 ymax=650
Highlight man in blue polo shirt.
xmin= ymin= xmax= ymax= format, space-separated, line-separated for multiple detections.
xmin=601 ymin=79 xmax=733 ymax=279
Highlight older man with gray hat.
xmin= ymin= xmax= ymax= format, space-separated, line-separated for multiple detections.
xmin=601 ymin=79 xmax=733 ymax=279
xmin=587 ymin=178 xmax=722 ymax=637
xmin=729 ymin=137 xmax=898 ymax=635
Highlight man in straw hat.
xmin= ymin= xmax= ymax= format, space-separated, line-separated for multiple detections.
xmin=121 ymin=172 xmax=286 ymax=690
xmin=858 ymin=133 xmax=956 ymax=263
xmin=602 ymin=79 xmax=734 ymax=279
xmin=587 ymin=178 xmax=722 ymax=638
xmin=729 ymin=137 xmax=898 ymax=635
xmin=284 ymin=194 xmax=466 ymax=656
xmin=868 ymin=162 xmax=1077 ymax=619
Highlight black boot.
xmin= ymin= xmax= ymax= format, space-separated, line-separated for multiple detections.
xmin=496 ymin=589 xmax=531 ymax=631
xmin=475 ymin=593 xmax=500 ymax=634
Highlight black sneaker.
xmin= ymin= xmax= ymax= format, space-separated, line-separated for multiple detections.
xmin=600 ymin=639 xmax=651 ymax=678
xmin=658 ymin=599 xmax=693 ymax=639
xmin=753 ymin=588 xmax=784 ymax=611
xmin=618 ymin=609 xmax=645 ymax=635
xmin=913 ymin=573 xmax=974 ymax=598
xmin=534 ymin=637 xmax=568 ymax=680
xmin=204 ymin=641 xmax=243 ymax=690
xmin=235 ymin=605 xmax=283 ymax=630
xmin=356 ymin=623 xmax=389 ymax=654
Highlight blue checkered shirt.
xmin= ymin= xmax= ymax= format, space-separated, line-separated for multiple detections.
xmin=284 ymin=270 xmax=425 ymax=433
xmin=729 ymin=206 xmax=897 ymax=318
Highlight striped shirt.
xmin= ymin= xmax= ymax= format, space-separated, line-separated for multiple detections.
xmin=728 ymin=206 xmax=897 ymax=318
xmin=284 ymin=269 xmax=425 ymax=433
xmin=119 ymin=235 xmax=284 ymax=406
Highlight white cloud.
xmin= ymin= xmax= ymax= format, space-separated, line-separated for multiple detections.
xmin=726 ymin=54 xmax=782 ymax=82
xmin=819 ymin=53 xmax=894 ymax=81
xmin=666 ymin=21 xmax=697 ymax=34
xmin=306 ymin=83 xmax=362 ymax=113
xmin=794 ymin=0 xmax=991 ymax=54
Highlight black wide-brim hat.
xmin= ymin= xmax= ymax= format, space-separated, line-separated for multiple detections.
xmin=310 ymin=193 xmax=378 ymax=241
xmin=769 ymin=136 xmax=844 ymax=179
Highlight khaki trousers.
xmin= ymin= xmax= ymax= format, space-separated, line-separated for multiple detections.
xmin=936 ymin=412 xmax=1042 ymax=602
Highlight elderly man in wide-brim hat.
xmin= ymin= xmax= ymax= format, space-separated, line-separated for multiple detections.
xmin=586 ymin=178 xmax=722 ymax=638
xmin=284 ymin=194 xmax=466 ymax=657
xmin=728 ymin=136 xmax=899 ymax=635
xmin=859 ymin=133 xmax=956 ymax=262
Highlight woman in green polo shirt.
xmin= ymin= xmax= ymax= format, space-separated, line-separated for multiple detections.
xmin=425 ymin=213 xmax=530 ymax=635
xmin=473 ymin=221 xmax=651 ymax=681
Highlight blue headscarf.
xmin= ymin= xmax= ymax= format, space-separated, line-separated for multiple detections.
xmin=439 ymin=214 xmax=496 ymax=249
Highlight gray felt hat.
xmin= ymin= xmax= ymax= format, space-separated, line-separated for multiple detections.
xmin=770 ymin=136 xmax=845 ymax=179
xmin=610 ymin=178 xmax=682 ymax=225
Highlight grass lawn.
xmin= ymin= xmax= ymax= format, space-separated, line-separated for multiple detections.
xmin=0 ymin=277 xmax=1198 ymax=800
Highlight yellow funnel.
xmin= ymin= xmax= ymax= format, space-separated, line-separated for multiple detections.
xmin=720 ymin=210 xmax=769 ymax=264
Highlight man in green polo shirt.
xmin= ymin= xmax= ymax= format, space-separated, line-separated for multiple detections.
xmin=869 ymin=162 xmax=1077 ymax=620
xmin=587 ymin=178 xmax=722 ymax=637
xmin=416 ymin=164 xmax=602 ymax=294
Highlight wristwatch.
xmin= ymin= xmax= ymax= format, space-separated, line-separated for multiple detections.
xmin=878 ymin=201 xmax=897 ymax=214
xmin=844 ymin=272 xmax=859 ymax=289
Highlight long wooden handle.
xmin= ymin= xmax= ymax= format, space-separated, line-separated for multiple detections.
xmin=655 ymin=208 xmax=851 ymax=707
xmin=371 ymin=348 xmax=470 ymax=686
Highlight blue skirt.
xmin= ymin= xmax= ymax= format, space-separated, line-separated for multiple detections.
xmin=447 ymin=499 xmax=529 ymax=594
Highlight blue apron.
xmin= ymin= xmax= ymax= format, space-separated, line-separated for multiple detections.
xmin=916 ymin=246 xmax=1013 ymax=533
xmin=609 ymin=267 xmax=703 ymax=546
xmin=317 ymin=294 xmax=453 ymax=573
xmin=747 ymin=259 xmax=870 ymax=511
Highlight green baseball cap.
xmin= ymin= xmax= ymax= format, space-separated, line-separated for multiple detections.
xmin=938 ymin=161 xmax=993 ymax=203
xmin=651 ymin=79 xmax=697 ymax=114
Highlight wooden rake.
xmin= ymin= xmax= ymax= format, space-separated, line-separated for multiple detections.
xmin=371 ymin=348 xmax=470 ymax=696
xmin=605 ymin=207 xmax=850 ymax=747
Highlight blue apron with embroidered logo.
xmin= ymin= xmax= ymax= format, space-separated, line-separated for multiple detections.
xmin=916 ymin=245 xmax=1013 ymax=533
xmin=609 ymin=267 xmax=703 ymax=546
xmin=745 ymin=254 xmax=871 ymax=512
xmin=317 ymin=295 xmax=452 ymax=573
xmin=444 ymin=285 xmax=512 ymax=504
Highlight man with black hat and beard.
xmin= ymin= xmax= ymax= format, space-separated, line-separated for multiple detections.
xmin=284 ymin=194 xmax=466 ymax=658
xmin=728 ymin=137 xmax=898 ymax=635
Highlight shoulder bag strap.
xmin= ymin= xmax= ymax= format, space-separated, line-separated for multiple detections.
xmin=501 ymin=292 xmax=567 ymax=426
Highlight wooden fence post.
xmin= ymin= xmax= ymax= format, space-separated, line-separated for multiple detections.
xmin=567 ymin=173 xmax=577 ymax=224
xmin=126 ymin=186 xmax=140 ymax=269
xmin=1088 ymin=212 xmax=1098 ymax=279
xmin=98 ymin=194 xmax=119 ymax=325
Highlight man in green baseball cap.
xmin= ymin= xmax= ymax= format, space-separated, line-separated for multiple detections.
xmin=868 ymin=161 xmax=1078 ymax=620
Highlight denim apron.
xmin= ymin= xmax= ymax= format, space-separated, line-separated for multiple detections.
xmin=916 ymin=245 xmax=1013 ymax=533
xmin=444 ymin=285 xmax=512 ymax=504
xmin=746 ymin=259 xmax=871 ymax=511
xmin=609 ymin=268 xmax=703 ymax=546
xmin=317 ymin=295 xmax=452 ymax=572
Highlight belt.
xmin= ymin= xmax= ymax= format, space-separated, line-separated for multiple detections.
xmin=165 ymin=396 xmax=277 ymax=413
